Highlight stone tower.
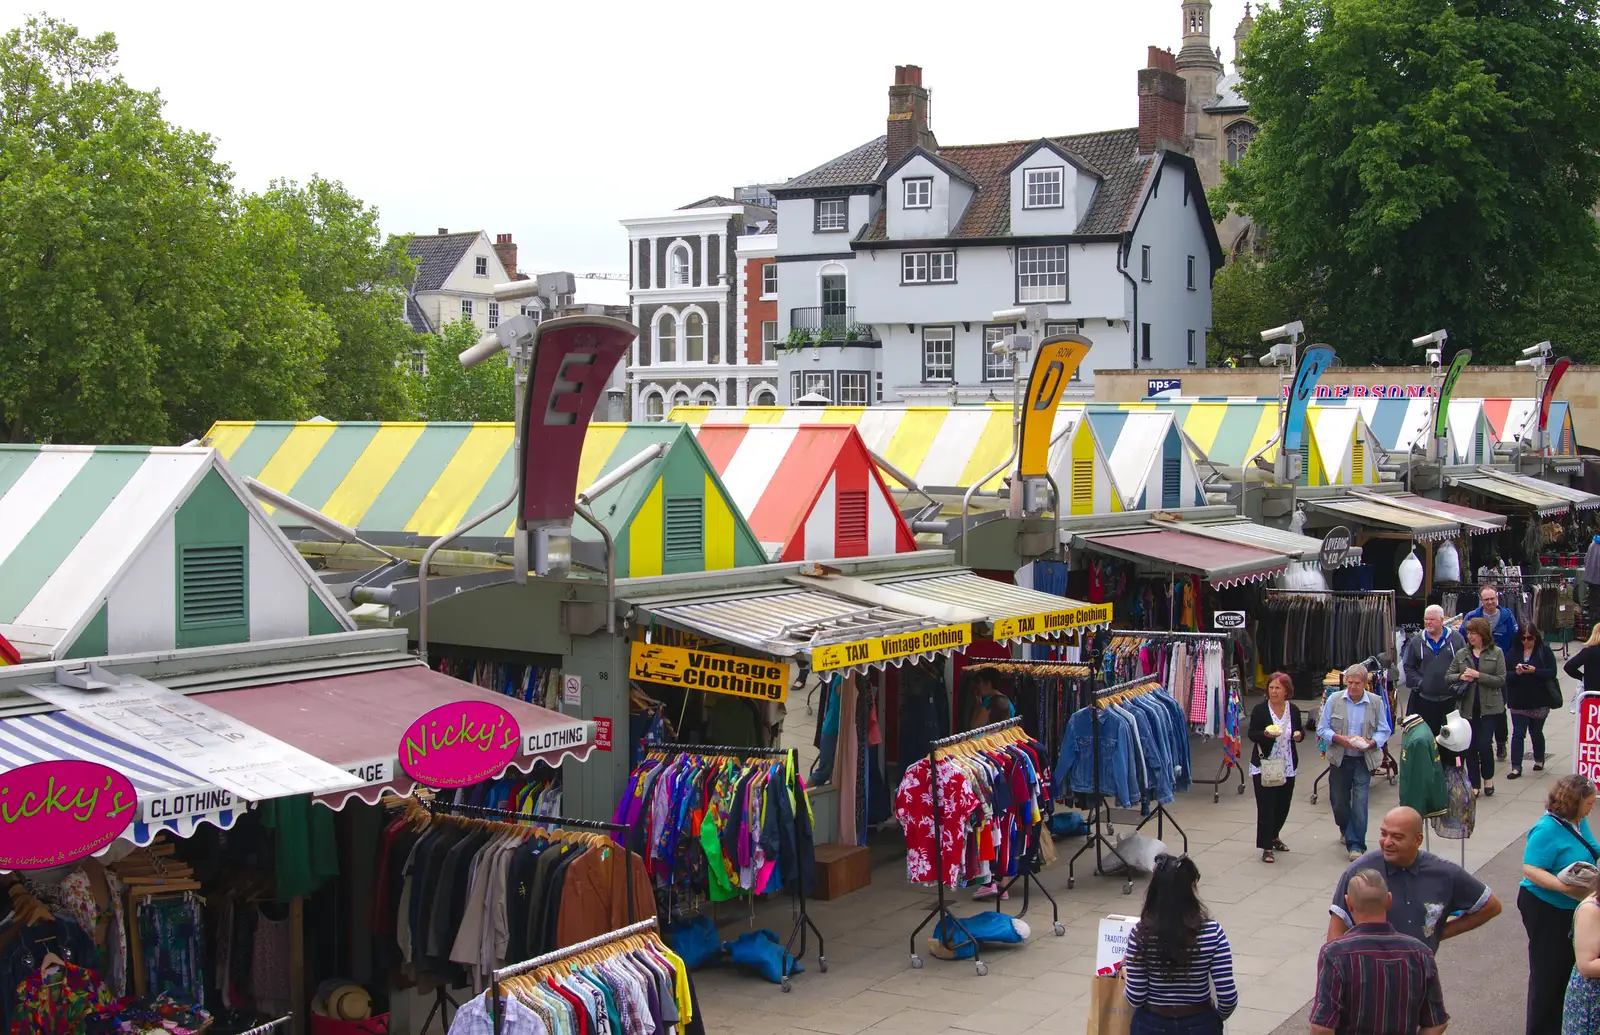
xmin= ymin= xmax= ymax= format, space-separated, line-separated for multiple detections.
xmin=1175 ymin=0 xmax=1224 ymax=140
xmin=1233 ymin=2 xmax=1256 ymax=66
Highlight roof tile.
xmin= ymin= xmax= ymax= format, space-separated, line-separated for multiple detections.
xmin=780 ymin=136 xmax=888 ymax=190
xmin=405 ymin=231 xmax=482 ymax=292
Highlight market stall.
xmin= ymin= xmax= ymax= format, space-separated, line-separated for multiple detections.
xmin=1082 ymin=409 xmax=1208 ymax=511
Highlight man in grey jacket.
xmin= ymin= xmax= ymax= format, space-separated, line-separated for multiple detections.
xmin=1403 ymin=605 xmax=1467 ymax=736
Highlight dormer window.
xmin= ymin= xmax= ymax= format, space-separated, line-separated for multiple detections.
xmin=815 ymin=198 xmax=848 ymax=232
xmin=903 ymin=178 xmax=932 ymax=209
xmin=1024 ymin=168 xmax=1064 ymax=209
xmin=474 ymin=256 xmax=488 ymax=276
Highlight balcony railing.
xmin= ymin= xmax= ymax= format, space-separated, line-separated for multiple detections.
xmin=788 ymin=306 xmax=876 ymax=342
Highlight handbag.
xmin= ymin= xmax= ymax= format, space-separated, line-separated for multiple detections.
xmin=1547 ymin=675 xmax=1565 ymax=710
xmin=1259 ymin=756 xmax=1288 ymax=788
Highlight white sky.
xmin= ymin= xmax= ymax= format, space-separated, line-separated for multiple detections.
xmin=5 ymin=0 xmax=1251 ymax=282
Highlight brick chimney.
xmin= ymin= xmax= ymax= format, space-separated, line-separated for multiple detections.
xmin=493 ymin=233 xmax=518 ymax=279
xmin=1137 ymin=48 xmax=1188 ymax=154
xmin=886 ymin=65 xmax=938 ymax=172
xmin=437 ymin=227 xmax=448 ymax=235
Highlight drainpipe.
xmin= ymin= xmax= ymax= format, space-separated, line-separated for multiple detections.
xmin=1118 ymin=235 xmax=1139 ymax=371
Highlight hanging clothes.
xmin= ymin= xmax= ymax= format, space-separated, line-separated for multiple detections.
xmin=1054 ymin=680 xmax=1193 ymax=808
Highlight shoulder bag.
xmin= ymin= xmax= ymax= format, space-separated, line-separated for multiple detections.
xmin=1259 ymin=756 xmax=1287 ymax=787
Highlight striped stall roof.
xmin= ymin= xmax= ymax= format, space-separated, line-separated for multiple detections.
xmin=203 ymin=421 xmax=767 ymax=574
xmin=1083 ymin=410 xmax=1206 ymax=510
xmin=671 ymin=405 xmax=1128 ymax=512
xmin=690 ymin=424 xmax=916 ymax=561
xmin=0 ymin=711 xmax=236 ymax=846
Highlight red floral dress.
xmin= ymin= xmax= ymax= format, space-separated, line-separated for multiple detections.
xmin=894 ymin=758 xmax=982 ymax=886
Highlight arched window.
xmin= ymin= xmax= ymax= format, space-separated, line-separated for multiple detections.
xmin=684 ymin=312 xmax=705 ymax=362
xmin=643 ymin=393 xmax=665 ymax=421
xmin=669 ymin=246 xmax=691 ymax=286
xmin=1225 ymin=121 xmax=1257 ymax=165
xmin=656 ymin=312 xmax=677 ymax=362
xmin=697 ymin=388 xmax=717 ymax=405
xmin=752 ymin=387 xmax=776 ymax=406
xmin=670 ymin=390 xmax=691 ymax=411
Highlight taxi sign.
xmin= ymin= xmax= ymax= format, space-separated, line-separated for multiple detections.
xmin=992 ymin=603 xmax=1111 ymax=640
xmin=630 ymin=642 xmax=795 ymax=703
xmin=811 ymin=624 xmax=971 ymax=672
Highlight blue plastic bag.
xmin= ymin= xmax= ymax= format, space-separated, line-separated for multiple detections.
xmin=667 ymin=915 xmax=722 ymax=970
xmin=1049 ymin=811 xmax=1090 ymax=837
xmin=930 ymin=911 xmax=1027 ymax=960
xmin=723 ymin=928 xmax=805 ymax=984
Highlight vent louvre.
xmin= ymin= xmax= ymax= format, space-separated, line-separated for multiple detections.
xmin=1071 ymin=458 xmax=1093 ymax=507
xmin=1352 ymin=440 xmax=1365 ymax=484
xmin=1474 ymin=428 xmax=1484 ymax=462
xmin=1299 ymin=443 xmax=1311 ymax=482
xmin=837 ymin=491 xmax=868 ymax=544
xmin=664 ymin=497 xmax=704 ymax=559
xmin=1161 ymin=457 xmax=1181 ymax=508
xmin=179 ymin=545 xmax=246 ymax=628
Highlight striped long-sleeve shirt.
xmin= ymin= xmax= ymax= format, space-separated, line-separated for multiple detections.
xmin=1122 ymin=920 xmax=1238 ymax=1019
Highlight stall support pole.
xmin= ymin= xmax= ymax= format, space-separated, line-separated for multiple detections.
xmin=289 ymin=895 xmax=305 ymax=1035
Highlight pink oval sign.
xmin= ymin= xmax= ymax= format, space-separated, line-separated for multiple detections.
xmin=399 ymin=701 xmax=522 ymax=788
xmin=0 ymin=761 xmax=137 ymax=869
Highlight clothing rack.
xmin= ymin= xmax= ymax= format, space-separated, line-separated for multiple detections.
xmin=421 ymin=797 xmax=641 ymax=935
xmin=644 ymin=740 xmax=825 ymax=991
xmin=1066 ymin=674 xmax=1186 ymax=895
xmin=236 ymin=1017 xmax=292 ymax=1035
xmin=1102 ymin=629 xmax=1247 ymax=802
xmin=905 ymin=716 xmax=1062 ymax=976
xmin=489 ymin=918 xmax=660 ymax=1035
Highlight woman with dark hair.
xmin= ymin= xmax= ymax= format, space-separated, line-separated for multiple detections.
xmin=1519 ymin=774 xmax=1599 ymax=1034
xmin=1247 ymin=671 xmax=1305 ymax=864
xmin=1122 ymin=854 xmax=1238 ymax=1034
xmin=1445 ymin=615 xmax=1506 ymax=796
xmin=1505 ymin=623 xmax=1558 ymax=779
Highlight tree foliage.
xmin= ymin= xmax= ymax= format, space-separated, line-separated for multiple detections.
xmin=1221 ymin=0 xmax=1600 ymax=364
xmin=0 ymin=17 xmax=417 ymax=444
xmin=408 ymin=318 xmax=515 ymax=422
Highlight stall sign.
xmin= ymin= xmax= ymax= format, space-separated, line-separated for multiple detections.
xmin=993 ymin=603 xmax=1112 ymax=640
xmin=1576 ymin=692 xmax=1600 ymax=783
xmin=142 ymin=787 xmax=236 ymax=824
xmin=1213 ymin=611 xmax=1246 ymax=631
xmin=1283 ymin=344 xmax=1336 ymax=452
xmin=1320 ymin=526 xmax=1354 ymax=571
xmin=1540 ymin=357 xmax=1573 ymax=433
xmin=811 ymin=624 xmax=972 ymax=672
xmin=1095 ymin=915 xmax=1140 ymax=974
xmin=629 ymin=642 xmax=794 ymax=703
xmin=1278 ymin=385 xmax=1439 ymax=398
xmin=0 ymin=761 xmax=137 ymax=870
xmin=398 ymin=701 xmax=522 ymax=789
xmin=631 ymin=625 xmax=724 ymax=650
xmin=1147 ymin=378 xmax=1182 ymax=398
xmin=1433 ymin=350 xmax=1472 ymax=440
xmin=595 ymin=717 xmax=613 ymax=753
xmin=1019 ymin=335 xmax=1090 ymax=477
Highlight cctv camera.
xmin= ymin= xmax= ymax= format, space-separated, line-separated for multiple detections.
xmin=1521 ymin=341 xmax=1552 ymax=357
xmin=1426 ymin=349 xmax=1442 ymax=366
xmin=1411 ymin=329 xmax=1448 ymax=348
xmin=1258 ymin=352 xmax=1276 ymax=366
xmin=1259 ymin=320 xmax=1305 ymax=342
xmin=492 ymin=280 xmax=545 ymax=302
xmin=1515 ymin=356 xmax=1546 ymax=369
xmin=458 ymin=331 xmax=505 ymax=370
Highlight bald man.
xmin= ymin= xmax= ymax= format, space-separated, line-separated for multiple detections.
xmin=1312 ymin=869 xmax=1449 ymax=1035
xmin=1327 ymin=807 xmax=1502 ymax=952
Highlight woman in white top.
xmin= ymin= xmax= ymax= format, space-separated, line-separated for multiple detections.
xmin=1247 ymin=672 xmax=1306 ymax=864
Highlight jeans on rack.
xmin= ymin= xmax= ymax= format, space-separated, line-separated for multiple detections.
xmin=1511 ymin=711 xmax=1548 ymax=768
xmin=1328 ymin=756 xmax=1372 ymax=853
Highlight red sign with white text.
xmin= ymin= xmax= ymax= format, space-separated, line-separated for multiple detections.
xmin=0 ymin=761 xmax=137 ymax=869
xmin=518 ymin=317 xmax=638 ymax=525
xmin=399 ymin=701 xmax=522 ymax=788
xmin=595 ymin=717 xmax=613 ymax=753
xmin=1576 ymin=693 xmax=1600 ymax=783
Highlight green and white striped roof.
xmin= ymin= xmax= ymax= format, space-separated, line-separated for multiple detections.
xmin=0 ymin=444 xmax=353 ymax=660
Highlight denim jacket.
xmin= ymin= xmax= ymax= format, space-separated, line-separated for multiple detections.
xmin=1125 ymin=695 xmax=1177 ymax=804
xmin=1055 ymin=707 xmax=1141 ymax=807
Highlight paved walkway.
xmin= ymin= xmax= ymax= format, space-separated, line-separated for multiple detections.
xmin=693 ymin=674 xmax=1581 ymax=1035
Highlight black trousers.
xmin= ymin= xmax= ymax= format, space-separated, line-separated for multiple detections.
xmin=1252 ymin=774 xmax=1295 ymax=849
xmin=1493 ymin=710 xmax=1509 ymax=752
xmin=1519 ymin=885 xmax=1576 ymax=1035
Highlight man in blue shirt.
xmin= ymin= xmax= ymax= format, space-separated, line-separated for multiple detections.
xmin=1463 ymin=584 xmax=1517 ymax=760
xmin=1319 ymin=665 xmax=1394 ymax=859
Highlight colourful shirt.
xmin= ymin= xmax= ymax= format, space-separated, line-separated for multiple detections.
xmin=10 ymin=962 xmax=115 ymax=1035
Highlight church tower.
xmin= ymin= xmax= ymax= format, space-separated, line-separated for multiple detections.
xmin=1233 ymin=2 xmax=1256 ymax=67
xmin=1174 ymin=0 xmax=1224 ymax=138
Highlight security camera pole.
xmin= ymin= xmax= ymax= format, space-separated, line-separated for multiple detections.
xmin=1410 ymin=329 xmax=1448 ymax=461
xmin=1516 ymin=341 xmax=1553 ymax=454
xmin=1259 ymin=321 xmax=1304 ymax=482
xmin=991 ymin=305 xmax=1045 ymax=517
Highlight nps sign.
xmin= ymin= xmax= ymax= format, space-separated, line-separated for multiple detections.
xmin=0 ymin=761 xmax=137 ymax=870
xmin=399 ymin=701 xmax=522 ymax=789
xmin=630 ymin=642 xmax=795 ymax=703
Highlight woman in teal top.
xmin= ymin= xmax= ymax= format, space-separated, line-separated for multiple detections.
xmin=1519 ymin=774 xmax=1600 ymax=1034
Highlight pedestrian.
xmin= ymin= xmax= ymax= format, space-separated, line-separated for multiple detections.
xmin=1248 ymin=671 xmax=1305 ymax=864
xmin=1566 ymin=888 xmax=1600 ymax=1034
xmin=1563 ymin=621 xmax=1600 ymax=702
xmin=1403 ymin=605 xmax=1467 ymax=734
xmin=1122 ymin=853 xmax=1237 ymax=1034
xmin=1444 ymin=616 xmax=1505 ymax=796
xmin=1463 ymin=584 xmax=1517 ymax=761
xmin=1317 ymin=663 xmax=1392 ymax=860
xmin=1328 ymin=806 xmax=1503 ymax=950
xmin=1505 ymin=622 xmax=1558 ymax=779
xmin=1310 ymin=868 xmax=1449 ymax=1035
xmin=1518 ymin=774 xmax=1600 ymax=1035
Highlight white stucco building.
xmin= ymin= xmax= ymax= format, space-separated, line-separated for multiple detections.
xmin=769 ymin=63 xmax=1224 ymax=405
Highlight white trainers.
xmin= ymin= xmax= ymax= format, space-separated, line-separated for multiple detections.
xmin=971 ymin=882 xmax=1010 ymax=901
xmin=1347 ymin=850 xmax=1362 ymax=862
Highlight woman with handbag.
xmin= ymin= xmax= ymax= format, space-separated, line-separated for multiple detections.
xmin=1247 ymin=672 xmax=1304 ymax=864
xmin=1506 ymin=623 xmax=1559 ymax=779
xmin=1122 ymin=854 xmax=1237 ymax=1034
xmin=1518 ymin=774 xmax=1599 ymax=1034
xmin=1445 ymin=616 xmax=1506 ymax=797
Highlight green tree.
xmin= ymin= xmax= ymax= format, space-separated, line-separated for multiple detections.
xmin=409 ymin=318 xmax=514 ymax=421
xmin=0 ymin=16 xmax=329 ymax=443
xmin=1206 ymin=257 xmax=1322 ymax=366
xmin=248 ymin=178 xmax=420 ymax=420
xmin=1221 ymin=0 xmax=1600 ymax=364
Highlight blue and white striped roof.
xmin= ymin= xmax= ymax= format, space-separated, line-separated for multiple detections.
xmin=0 ymin=711 xmax=237 ymax=847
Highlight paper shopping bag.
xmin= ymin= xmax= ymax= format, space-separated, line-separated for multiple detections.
xmin=1085 ymin=971 xmax=1134 ymax=1035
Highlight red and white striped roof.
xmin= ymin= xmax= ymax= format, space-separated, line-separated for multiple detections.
xmin=692 ymin=424 xmax=917 ymax=561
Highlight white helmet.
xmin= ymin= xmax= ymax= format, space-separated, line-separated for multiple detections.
xmin=1436 ymin=710 xmax=1473 ymax=753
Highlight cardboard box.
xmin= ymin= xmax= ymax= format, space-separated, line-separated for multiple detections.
xmin=812 ymin=843 xmax=870 ymax=900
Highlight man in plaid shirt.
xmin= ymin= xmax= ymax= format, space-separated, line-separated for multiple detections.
xmin=1312 ymin=868 xmax=1449 ymax=1035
